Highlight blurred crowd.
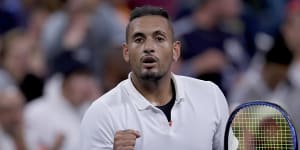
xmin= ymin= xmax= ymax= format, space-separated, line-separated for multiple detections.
xmin=0 ymin=0 xmax=299 ymax=149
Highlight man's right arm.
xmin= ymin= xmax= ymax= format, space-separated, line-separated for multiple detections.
xmin=113 ymin=130 xmax=140 ymax=150
xmin=81 ymin=100 xmax=140 ymax=150
xmin=80 ymin=102 xmax=115 ymax=150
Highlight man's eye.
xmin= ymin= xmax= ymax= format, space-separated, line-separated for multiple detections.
xmin=134 ymin=38 xmax=144 ymax=43
xmin=156 ymin=36 xmax=165 ymax=42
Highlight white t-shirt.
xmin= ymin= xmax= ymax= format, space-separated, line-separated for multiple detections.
xmin=0 ymin=127 xmax=16 ymax=150
xmin=80 ymin=74 xmax=229 ymax=150
xmin=25 ymin=75 xmax=89 ymax=150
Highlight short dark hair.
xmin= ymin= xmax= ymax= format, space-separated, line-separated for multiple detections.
xmin=53 ymin=51 xmax=92 ymax=78
xmin=125 ymin=6 xmax=174 ymax=42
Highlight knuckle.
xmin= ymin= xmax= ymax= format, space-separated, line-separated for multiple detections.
xmin=114 ymin=134 xmax=121 ymax=140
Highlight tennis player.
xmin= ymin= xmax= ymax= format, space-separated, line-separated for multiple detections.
xmin=81 ymin=6 xmax=231 ymax=150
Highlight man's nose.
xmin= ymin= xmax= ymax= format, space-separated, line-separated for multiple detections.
xmin=143 ymin=48 xmax=155 ymax=54
xmin=143 ymin=39 xmax=155 ymax=53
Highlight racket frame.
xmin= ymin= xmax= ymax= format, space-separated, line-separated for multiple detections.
xmin=224 ymin=101 xmax=298 ymax=150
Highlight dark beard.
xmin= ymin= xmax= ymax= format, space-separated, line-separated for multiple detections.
xmin=140 ymin=72 xmax=163 ymax=81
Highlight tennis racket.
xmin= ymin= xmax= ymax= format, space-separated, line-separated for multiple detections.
xmin=224 ymin=101 xmax=298 ymax=150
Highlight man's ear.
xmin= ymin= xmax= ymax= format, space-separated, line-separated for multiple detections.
xmin=172 ymin=41 xmax=181 ymax=62
xmin=122 ymin=43 xmax=129 ymax=62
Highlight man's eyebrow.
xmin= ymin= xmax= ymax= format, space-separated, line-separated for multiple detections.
xmin=132 ymin=32 xmax=145 ymax=39
xmin=153 ymin=30 xmax=167 ymax=36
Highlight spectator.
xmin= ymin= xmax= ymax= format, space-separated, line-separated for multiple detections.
xmin=19 ymin=7 xmax=49 ymax=101
xmin=0 ymin=29 xmax=45 ymax=102
xmin=0 ymin=86 xmax=27 ymax=150
xmin=42 ymin=0 xmax=126 ymax=84
xmin=102 ymin=46 xmax=130 ymax=92
xmin=228 ymin=31 xmax=293 ymax=109
xmin=174 ymin=0 xmax=246 ymax=94
xmin=25 ymin=51 xmax=100 ymax=150
xmin=242 ymin=0 xmax=287 ymax=36
xmin=86 ymin=0 xmax=128 ymax=81
xmin=0 ymin=29 xmax=30 ymax=90
xmin=275 ymin=0 xmax=300 ymax=144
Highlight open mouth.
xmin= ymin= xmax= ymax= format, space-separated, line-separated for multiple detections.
xmin=141 ymin=56 xmax=157 ymax=67
xmin=143 ymin=57 xmax=156 ymax=63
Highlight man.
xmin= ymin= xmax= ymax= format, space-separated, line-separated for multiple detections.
xmin=0 ymin=87 xmax=27 ymax=150
xmin=276 ymin=0 xmax=300 ymax=144
xmin=25 ymin=51 xmax=100 ymax=150
xmin=81 ymin=6 xmax=230 ymax=150
xmin=0 ymin=29 xmax=44 ymax=102
xmin=228 ymin=31 xmax=294 ymax=109
xmin=174 ymin=0 xmax=245 ymax=95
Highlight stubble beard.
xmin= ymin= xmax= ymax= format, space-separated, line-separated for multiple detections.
xmin=140 ymin=71 xmax=163 ymax=81
xmin=139 ymin=62 xmax=173 ymax=81
xmin=131 ymin=59 xmax=171 ymax=82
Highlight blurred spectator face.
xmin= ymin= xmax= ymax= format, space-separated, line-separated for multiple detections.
xmin=283 ymin=12 xmax=300 ymax=53
xmin=66 ymin=0 xmax=85 ymax=12
xmin=218 ymin=0 xmax=241 ymax=18
xmin=84 ymin=0 xmax=99 ymax=10
xmin=0 ymin=89 xmax=25 ymax=133
xmin=27 ymin=8 xmax=49 ymax=38
xmin=263 ymin=63 xmax=289 ymax=90
xmin=67 ymin=0 xmax=99 ymax=12
xmin=2 ymin=35 xmax=31 ymax=81
xmin=63 ymin=72 xmax=99 ymax=106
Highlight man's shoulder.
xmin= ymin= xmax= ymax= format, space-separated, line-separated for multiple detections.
xmin=174 ymin=74 xmax=216 ymax=88
xmin=90 ymin=79 xmax=129 ymax=110
xmin=81 ymin=80 xmax=130 ymax=126
xmin=174 ymin=74 xmax=223 ymax=100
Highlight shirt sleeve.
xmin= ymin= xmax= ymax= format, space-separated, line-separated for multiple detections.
xmin=80 ymin=101 xmax=115 ymax=150
xmin=210 ymin=82 xmax=230 ymax=150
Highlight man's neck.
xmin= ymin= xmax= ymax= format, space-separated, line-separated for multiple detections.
xmin=131 ymin=73 xmax=173 ymax=106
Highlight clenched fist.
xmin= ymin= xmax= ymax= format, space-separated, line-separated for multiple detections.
xmin=113 ymin=129 xmax=141 ymax=150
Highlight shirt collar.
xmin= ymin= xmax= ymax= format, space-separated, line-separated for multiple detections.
xmin=124 ymin=72 xmax=185 ymax=111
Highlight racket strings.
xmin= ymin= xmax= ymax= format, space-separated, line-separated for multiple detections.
xmin=231 ymin=105 xmax=294 ymax=150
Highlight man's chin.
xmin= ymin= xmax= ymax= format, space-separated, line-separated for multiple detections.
xmin=140 ymin=72 xmax=161 ymax=81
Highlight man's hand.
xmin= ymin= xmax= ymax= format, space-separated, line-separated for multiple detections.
xmin=51 ymin=133 xmax=65 ymax=150
xmin=113 ymin=129 xmax=141 ymax=150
